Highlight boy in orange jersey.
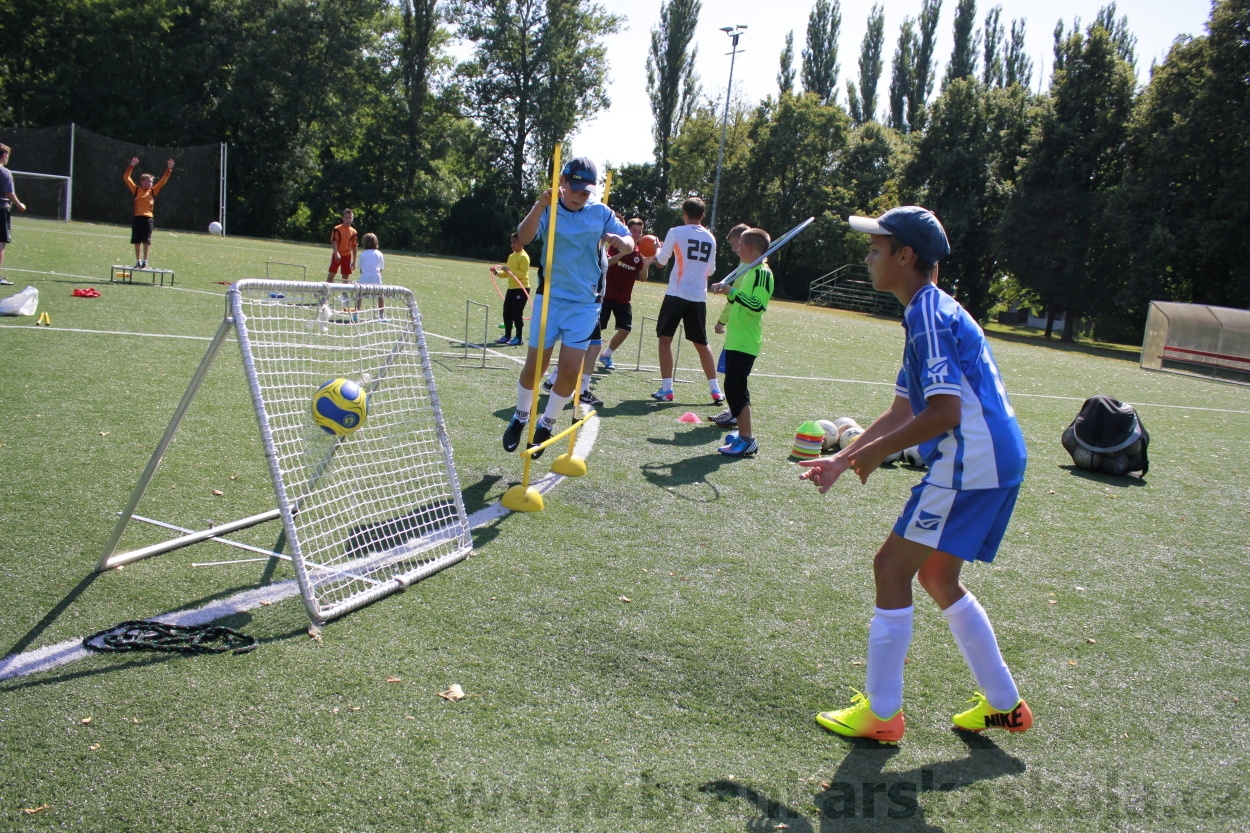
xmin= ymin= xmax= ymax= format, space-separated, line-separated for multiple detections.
xmin=326 ymin=209 xmax=358 ymax=283
xmin=124 ymin=157 xmax=174 ymax=267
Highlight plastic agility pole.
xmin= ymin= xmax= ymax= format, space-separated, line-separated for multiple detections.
xmin=521 ymin=409 xmax=597 ymax=458
xmin=501 ymin=143 xmax=564 ymax=512
xmin=715 ymin=216 xmax=815 ymax=287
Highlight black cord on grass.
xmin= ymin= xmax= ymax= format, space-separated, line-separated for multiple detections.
xmin=83 ymin=621 xmax=258 ymax=655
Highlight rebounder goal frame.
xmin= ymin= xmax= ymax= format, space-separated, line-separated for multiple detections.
xmin=97 ymin=280 xmax=474 ymax=624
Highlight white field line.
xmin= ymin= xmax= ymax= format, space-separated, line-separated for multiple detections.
xmin=0 ymin=414 xmax=598 ymax=682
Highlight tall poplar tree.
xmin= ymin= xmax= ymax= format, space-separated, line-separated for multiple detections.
xmin=847 ymin=4 xmax=885 ymax=124
xmin=647 ymin=0 xmax=701 ymax=204
xmin=888 ymin=18 xmax=916 ymax=131
xmin=908 ymin=0 xmax=942 ymax=131
xmin=778 ymin=30 xmax=796 ymax=96
xmin=801 ymin=0 xmax=841 ymax=103
xmin=943 ymin=0 xmax=979 ymax=88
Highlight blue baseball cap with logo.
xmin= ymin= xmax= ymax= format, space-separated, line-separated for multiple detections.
xmin=848 ymin=206 xmax=951 ymax=263
xmin=562 ymin=157 xmax=599 ymax=192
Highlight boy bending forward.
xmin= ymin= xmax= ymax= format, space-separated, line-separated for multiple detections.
xmin=799 ymin=206 xmax=1031 ymax=744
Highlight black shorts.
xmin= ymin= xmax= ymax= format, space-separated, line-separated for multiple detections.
xmin=656 ymin=295 xmax=707 ymax=345
xmin=599 ymin=299 xmax=633 ymax=332
xmin=1 ymin=208 xmax=10 ymax=244
xmin=130 ymin=216 xmax=155 ymax=245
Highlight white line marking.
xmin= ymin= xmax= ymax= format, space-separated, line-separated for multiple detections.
xmin=0 ymin=414 xmax=599 ymax=682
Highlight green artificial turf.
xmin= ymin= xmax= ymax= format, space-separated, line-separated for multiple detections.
xmin=1 ymin=217 xmax=1248 ymax=831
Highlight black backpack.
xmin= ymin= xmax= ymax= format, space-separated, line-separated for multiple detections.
xmin=1061 ymin=395 xmax=1150 ymax=476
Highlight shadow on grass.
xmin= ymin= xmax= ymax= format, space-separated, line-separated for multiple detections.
xmin=646 ymin=426 xmax=724 ymax=448
xmin=461 ymin=473 xmax=504 ymax=515
xmin=3 ymin=572 xmax=103 ymax=658
xmin=984 ymin=326 xmax=1139 ymax=363
xmin=0 ymin=623 xmax=309 ymax=694
xmin=641 ymin=454 xmax=734 ymax=500
xmin=701 ymin=730 xmax=1024 ymax=831
xmin=1059 ymin=465 xmax=1147 ymax=487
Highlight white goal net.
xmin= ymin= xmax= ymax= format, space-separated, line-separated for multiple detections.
xmin=99 ymin=280 xmax=473 ymax=624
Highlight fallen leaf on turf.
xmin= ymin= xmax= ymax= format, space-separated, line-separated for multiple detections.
xmin=229 ymin=475 xmax=238 ymax=480
xmin=212 ymin=489 xmax=223 ymax=496
xmin=775 ymin=825 xmax=788 ymax=830
xmin=80 ymin=717 xmax=91 ymax=725
xmin=1068 ymin=660 xmax=1078 ymax=666
xmin=851 ymin=661 xmax=864 ymax=666
xmin=1048 ymin=600 xmax=1058 ymax=605
xmin=89 ymin=744 xmax=100 ymax=751
xmin=405 ymin=716 xmax=415 ymax=720
xmin=99 ymin=431 xmax=110 ymax=436
xmin=1075 ymin=587 xmax=1085 ymax=591
xmin=1086 ymin=638 xmax=1096 ymax=644
xmin=1047 ymin=489 xmax=1054 ymax=494
xmin=820 ymin=781 xmax=831 ymax=790
xmin=308 ymin=625 xmax=322 ymax=642
xmin=331 ymin=708 xmax=339 ymax=714
xmin=350 ymin=707 xmax=361 ymax=711
xmin=260 ymin=600 xmax=271 ymax=606
xmin=439 ymin=684 xmax=466 ymax=702
xmin=22 ymin=805 xmax=49 ymax=815
xmin=386 ymin=676 xmax=402 ymax=683
xmin=619 ymin=596 xmax=631 ymax=603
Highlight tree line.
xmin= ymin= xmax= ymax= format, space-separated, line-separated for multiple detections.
xmin=1 ymin=0 xmax=1245 ymax=341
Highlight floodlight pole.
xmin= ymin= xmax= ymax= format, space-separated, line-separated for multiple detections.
xmin=709 ymin=25 xmax=746 ymax=235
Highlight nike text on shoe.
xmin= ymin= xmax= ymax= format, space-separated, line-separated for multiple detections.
xmin=502 ymin=416 xmax=527 ymax=453
xmin=952 ymin=692 xmax=1033 ymax=733
xmin=815 ymin=691 xmax=905 ymax=744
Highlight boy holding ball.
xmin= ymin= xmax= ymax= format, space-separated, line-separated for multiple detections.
xmin=799 ymin=206 xmax=1031 ymax=743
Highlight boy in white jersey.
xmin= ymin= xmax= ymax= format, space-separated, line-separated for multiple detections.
xmin=651 ymin=197 xmax=725 ymax=405
xmin=798 ymin=206 xmax=1032 ymax=744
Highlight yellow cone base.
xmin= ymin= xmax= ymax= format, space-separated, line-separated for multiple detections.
xmin=501 ymin=485 xmax=544 ymax=512
xmin=549 ymin=454 xmax=587 ymax=477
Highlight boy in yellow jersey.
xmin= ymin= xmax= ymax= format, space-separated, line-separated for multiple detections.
xmin=124 ymin=157 xmax=174 ymax=267
xmin=491 ymin=232 xmax=530 ymax=345
xmin=326 ymin=209 xmax=358 ymax=283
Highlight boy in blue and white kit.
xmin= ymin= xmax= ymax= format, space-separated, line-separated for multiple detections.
xmin=799 ymin=206 xmax=1032 ymax=744
xmin=503 ymin=157 xmax=632 ymax=458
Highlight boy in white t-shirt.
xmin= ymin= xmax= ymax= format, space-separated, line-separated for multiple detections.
xmin=651 ymin=197 xmax=724 ymax=405
xmin=356 ymin=232 xmax=385 ymax=318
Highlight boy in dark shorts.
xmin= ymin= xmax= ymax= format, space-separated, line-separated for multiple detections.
xmin=708 ymin=227 xmax=773 ymax=456
xmin=799 ymin=206 xmax=1031 ymax=744
xmin=0 ymin=144 xmax=27 ymax=285
xmin=597 ymin=217 xmax=651 ymax=369
xmin=124 ymin=157 xmax=174 ymax=267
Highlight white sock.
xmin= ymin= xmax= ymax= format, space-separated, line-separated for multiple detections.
xmin=944 ymin=593 xmax=1020 ymax=711
xmin=581 ymin=373 xmax=593 ymax=393
xmin=602 ymin=347 xmax=614 ymax=358
xmin=542 ymin=391 xmax=572 ymax=423
xmin=515 ymin=383 xmax=533 ymax=418
xmin=865 ymin=606 xmax=914 ymax=719
xmin=662 ymin=377 xmax=673 ymax=391
xmin=709 ymin=378 xmax=723 ymax=395
xmin=545 ymin=368 xmax=557 ymax=386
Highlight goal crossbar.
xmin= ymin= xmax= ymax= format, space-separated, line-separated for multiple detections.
xmin=97 ymin=280 xmax=474 ymax=624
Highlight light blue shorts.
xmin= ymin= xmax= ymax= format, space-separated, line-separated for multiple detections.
xmin=527 ymin=296 xmax=600 ymax=351
xmin=893 ymin=482 xmax=1020 ymax=563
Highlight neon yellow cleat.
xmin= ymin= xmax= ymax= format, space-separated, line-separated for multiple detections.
xmin=952 ymin=691 xmax=1033 ymax=733
xmin=815 ymin=691 xmax=905 ymax=744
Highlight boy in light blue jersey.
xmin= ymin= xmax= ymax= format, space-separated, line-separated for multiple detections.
xmin=799 ymin=206 xmax=1032 ymax=744
xmin=503 ymin=157 xmax=632 ymax=457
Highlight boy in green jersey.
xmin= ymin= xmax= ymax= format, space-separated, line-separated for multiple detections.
xmin=709 ymin=228 xmax=773 ymax=457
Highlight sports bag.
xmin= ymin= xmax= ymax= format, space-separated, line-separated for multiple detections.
xmin=1061 ymin=395 xmax=1149 ymax=476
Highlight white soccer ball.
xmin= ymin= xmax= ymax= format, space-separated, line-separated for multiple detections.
xmin=838 ymin=425 xmax=865 ymax=449
xmin=902 ymin=446 xmax=926 ymax=467
xmin=815 ymin=419 xmax=841 ymax=452
xmin=208 ymin=221 xmax=223 ymax=236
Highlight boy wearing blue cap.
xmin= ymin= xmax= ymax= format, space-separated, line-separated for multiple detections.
xmin=798 ymin=206 xmax=1032 ymax=744
xmin=503 ymin=157 xmax=633 ymax=457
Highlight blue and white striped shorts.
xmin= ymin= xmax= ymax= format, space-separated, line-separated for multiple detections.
xmin=893 ymin=482 xmax=1020 ymax=563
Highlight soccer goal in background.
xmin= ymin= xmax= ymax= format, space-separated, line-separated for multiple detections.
xmin=98 ymin=281 xmax=474 ymax=624
xmin=1140 ymin=301 xmax=1250 ymax=386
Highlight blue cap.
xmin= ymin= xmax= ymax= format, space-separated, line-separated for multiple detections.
xmin=562 ymin=157 xmax=599 ymax=192
xmin=848 ymin=206 xmax=950 ymax=263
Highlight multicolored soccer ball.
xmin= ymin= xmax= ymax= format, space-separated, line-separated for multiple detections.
xmin=311 ymin=378 xmax=368 ymax=436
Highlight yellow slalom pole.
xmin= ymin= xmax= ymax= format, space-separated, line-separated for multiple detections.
xmin=550 ymin=168 xmax=613 ymax=477
xmin=502 ymin=142 xmax=563 ymax=512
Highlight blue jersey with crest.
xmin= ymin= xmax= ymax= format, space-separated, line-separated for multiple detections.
xmin=895 ymin=284 xmax=1027 ymax=489
xmin=534 ymin=197 xmax=629 ymax=305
